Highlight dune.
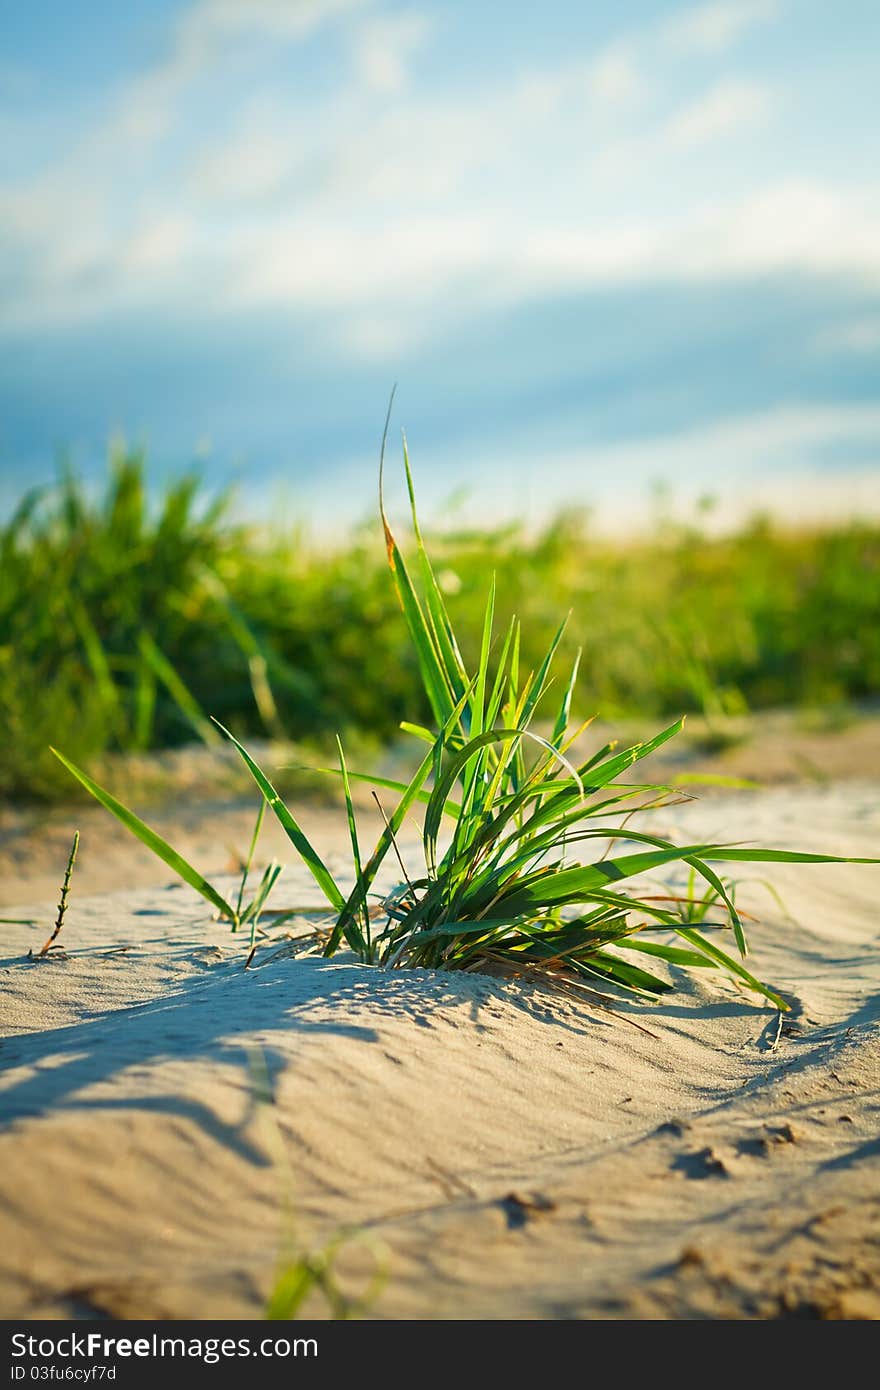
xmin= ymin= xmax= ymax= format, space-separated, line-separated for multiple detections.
xmin=1 ymin=782 xmax=879 ymax=1320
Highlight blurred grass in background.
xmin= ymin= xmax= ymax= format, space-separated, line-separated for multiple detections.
xmin=2 ymin=453 xmax=878 ymax=802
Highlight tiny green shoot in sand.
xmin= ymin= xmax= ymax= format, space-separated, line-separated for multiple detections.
xmin=27 ymin=829 xmax=80 ymax=959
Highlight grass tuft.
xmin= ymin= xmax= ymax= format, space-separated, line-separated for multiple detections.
xmin=52 ymin=427 xmax=880 ymax=1014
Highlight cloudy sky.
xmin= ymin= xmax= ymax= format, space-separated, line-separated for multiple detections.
xmin=1 ymin=0 xmax=878 ymax=526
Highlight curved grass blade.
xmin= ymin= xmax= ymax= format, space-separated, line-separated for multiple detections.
xmin=701 ymin=847 xmax=880 ymax=866
xmin=327 ymin=678 xmax=480 ymax=955
xmin=620 ymin=940 xmax=718 ymax=968
xmin=495 ymin=842 xmax=722 ymax=917
xmin=549 ymin=820 xmax=749 ymax=957
xmin=137 ymin=630 xmax=221 ymax=747
xmin=284 ymin=764 xmax=462 ymax=819
xmin=399 ymin=721 xmax=436 ymax=745
xmin=379 ymin=402 xmax=455 ymax=727
xmin=685 ymin=854 xmax=746 ymax=956
xmin=573 ymin=950 xmax=673 ymax=996
xmin=518 ymin=614 xmax=569 ymax=729
xmin=485 ymin=615 xmax=518 ymax=730
xmin=68 ymin=597 xmax=126 ymax=741
xmin=402 ymin=431 xmax=469 ymax=710
xmin=552 ymin=648 xmax=582 ymax=748
xmin=213 ymin=721 xmax=346 ymax=913
xmin=469 ymin=573 xmax=495 ymax=740
xmin=674 ymin=925 xmax=789 ymax=1010
xmin=241 ymin=861 xmax=283 ymax=950
xmin=424 ymin=727 xmax=584 ymax=875
xmin=235 ymin=798 xmax=267 ymax=921
xmin=240 ymin=862 xmax=282 ymax=927
xmin=514 ymin=719 xmax=686 ymax=848
xmin=50 ymin=747 xmax=236 ymax=922
xmin=336 ymin=736 xmax=369 ymax=953
xmin=326 ymin=742 xmax=437 ymax=955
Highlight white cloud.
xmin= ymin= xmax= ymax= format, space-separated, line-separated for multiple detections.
xmin=585 ymin=45 xmax=643 ymax=110
xmin=351 ymin=11 xmax=434 ymax=94
xmin=661 ymin=0 xmax=779 ymax=56
xmin=663 ymin=78 xmax=773 ymax=147
xmin=168 ymin=0 xmax=370 ymax=77
xmin=115 ymin=0 xmax=371 ymax=146
xmin=811 ymin=318 xmax=880 ymax=356
xmin=689 ymin=180 xmax=880 ymax=279
xmin=3 ymin=0 xmax=878 ymax=349
xmin=191 ymin=108 xmax=302 ymax=203
xmin=118 ymin=216 xmax=194 ymax=276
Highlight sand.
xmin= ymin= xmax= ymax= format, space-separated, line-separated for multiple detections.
xmin=1 ymin=780 xmax=879 ymax=1319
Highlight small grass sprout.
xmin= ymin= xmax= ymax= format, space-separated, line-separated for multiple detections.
xmin=24 ymin=830 xmax=80 ymax=959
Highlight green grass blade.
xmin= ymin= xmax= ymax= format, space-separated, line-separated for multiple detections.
xmin=496 ymin=842 xmax=719 ymax=916
xmin=701 ymin=848 xmax=880 ymax=866
xmin=50 ymin=747 xmax=236 ymax=921
xmin=685 ymin=854 xmax=746 ymax=956
xmin=336 ymin=736 xmax=369 ymax=952
xmin=675 ymin=926 xmax=789 ymax=1010
xmin=400 ymin=721 xmax=436 ymax=745
xmin=549 ymin=821 xmax=749 ymax=957
xmin=326 ymin=679 xmax=480 ymax=955
xmin=138 ymin=630 xmax=221 ymax=747
xmin=552 ymin=648 xmax=581 ymax=748
xmin=620 ymin=940 xmax=719 ymax=968
xmin=577 ymin=949 xmax=674 ymax=996
xmin=509 ymin=620 xmax=520 ymax=704
xmin=379 ymin=407 xmax=456 ymax=728
xmin=235 ymin=797 xmax=267 ymax=921
xmin=385 ymin=529 xmax=454 ymax=727
xmin=68 ymin=597 xmax=126 ymax=739
xmin=240 ymin=862 xmax=283 ymax=952
xmin=291 ymin=763 xmax=462 ymax=819
xmin=424 ymin=727 xmax=584 ymax=875
xmin=325 ymin=741 xmax=437 ymax=955
xmin=470 ymin=574 xmax=495 ymax=740
xmin=402 ymin=431 xmax=469 ymax=708
xmin=516 ymin=718 xmax=685 ymax=844
xmin=579 ymin=717 xmax=685 ymax=791
xmin=518 ymin=614 xmax=568 ymax=727
xmin=485 ymin=615 xmax=518 ymax=730
xmin=213 ymin=721 xmax=346 ymax=913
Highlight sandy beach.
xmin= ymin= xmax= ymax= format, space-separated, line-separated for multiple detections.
xmin=1 ymin=761 xmax=879 ymax=1321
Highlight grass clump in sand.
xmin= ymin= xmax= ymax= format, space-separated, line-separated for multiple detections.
xmin=53 ymin=420 xmax=880 ymax=1011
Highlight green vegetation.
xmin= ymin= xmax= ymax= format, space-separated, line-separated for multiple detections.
xmin=3 ymin=450 xmax=879 ymax=802
xmin=37 ymin=830 xmax=80 ymax=958
xmin=52 ymin=434 xmax=880 ymax=1011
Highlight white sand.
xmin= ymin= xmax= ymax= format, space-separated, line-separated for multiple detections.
xmin=1 ymin=783 xmax=879 ymax=1319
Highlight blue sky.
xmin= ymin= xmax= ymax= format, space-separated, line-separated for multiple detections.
xmin=1 ymin=0 xmax=879 ymax=528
